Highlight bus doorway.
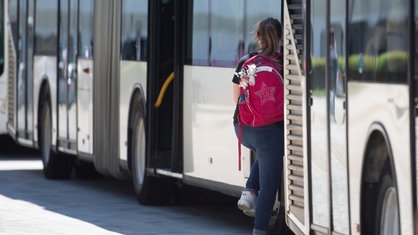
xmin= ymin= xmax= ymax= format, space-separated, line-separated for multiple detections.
xmin=57 ymin=0 xmax=78 ymax=152
xmin=148 ymin=0 xmax=185 ymax=173
xmin=16 ymin=0 xmax=35 ymax=142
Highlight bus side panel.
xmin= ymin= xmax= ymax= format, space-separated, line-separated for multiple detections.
xmin=77 ymin=58 xmax=93 ymax=155
xmin=182 ymin=65 xmax=249 ymax=189
xmin=33 ymin=55 xmax=58 ymax=148
xmin=348 ymin=83 xmax=414 ymax=234
xmin=76 ymin=0 xmax=94 ymax=156
xmin=119 ymin=61 xmax=147 ymax=162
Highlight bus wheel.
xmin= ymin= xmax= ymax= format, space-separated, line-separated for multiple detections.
xmin=40 ymin=101 xmax=73 ymax=179
xmin=131 ymin=106 xmax=174 ymax=205
xmin=375 ymin=173 xmax=400 ymax=235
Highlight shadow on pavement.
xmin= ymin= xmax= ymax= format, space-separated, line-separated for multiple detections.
xmin=0 ymin=134 xmax=40 ymax=157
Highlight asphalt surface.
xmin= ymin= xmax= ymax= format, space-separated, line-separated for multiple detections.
xmin=0 ymin=135 xmax=254 ymax=235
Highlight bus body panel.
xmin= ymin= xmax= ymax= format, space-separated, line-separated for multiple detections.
xmin=77 ymin=58 xmax=93 ymax=155
xmin=183 ymin=65 xmax=250 ymax=188
xmin=348 ymin=82 xmax=414 ymax=234
xmin=285 ymin=0 xmax=416 ymax=234
xmin=76 ymin=0 xmax=94 ymax=157
xmin=119 ymin=61 xmax=147 ymax=162
xmin=33 ymin=55 xmax=58 ymax=149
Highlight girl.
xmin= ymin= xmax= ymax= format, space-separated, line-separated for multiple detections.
xmin=232 ymin=17 xmax=284 ymax=235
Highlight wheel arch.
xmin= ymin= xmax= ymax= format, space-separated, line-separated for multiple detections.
xmin=362 ymin=123 xmax=395 ymax=184
xmin=360 ymin=122 xmax=398 ymax=234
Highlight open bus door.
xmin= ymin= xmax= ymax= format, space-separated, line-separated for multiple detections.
xmin=148 ymin=0 xmax=185 ymax=174
xmin=284 ymin=0 xmax=350 ymax=233
xmin=129 ymin=0 xmax=186 ymax=205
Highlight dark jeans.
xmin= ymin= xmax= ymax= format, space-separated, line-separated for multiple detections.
xmin=235 ymin=122 xmax=284 ymax=234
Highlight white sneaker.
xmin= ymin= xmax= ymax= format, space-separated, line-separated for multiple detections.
xmin=237 ymin=190 xmax=257 ymax=217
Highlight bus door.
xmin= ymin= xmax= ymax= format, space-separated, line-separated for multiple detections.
xmin=16 ymin=0 xmax=35 ymax=143
xmin=309 ymin=0 xmax=349 ymax=233
xmin=328 ymin=1 xmax=349 ymax=233
xmin=57 ymin=0 xmax=78 ymax=153
xmin=148 ymin=0 xmax=184 ymax=172
xmin=76 ymin=0 xmax=94 ymax=155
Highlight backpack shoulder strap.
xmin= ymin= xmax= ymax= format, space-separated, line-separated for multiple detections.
xmin=253 ymin=55 xmax=284 ymax=85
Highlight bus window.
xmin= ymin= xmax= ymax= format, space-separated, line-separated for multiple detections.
xmin=245 ymin=0 xmax=282 ymax=53
xmin=187 ymin=0 xmax=281 ymax=67
xmin=121 ymin=0 xmax=148 ymax=61
xmin=348 ymin=0 xmax=408 ymax=83
xmin=78 ymin=0 xmax=94 ymax=59
xmin=187 ymin=1 xmax=243 ymax=67
xmin=35 ymin=0 xmax=58 ymax=56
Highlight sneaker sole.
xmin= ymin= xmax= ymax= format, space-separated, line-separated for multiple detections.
xmin=243 ymin=209 xmax=255 ymax=217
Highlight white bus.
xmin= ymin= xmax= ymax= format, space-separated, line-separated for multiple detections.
xmin=3 ymin=0 xmax=289 ymax=233
xmin=283 ymin=0 xmax=417 ymax=234
xmin=7 ymin=0 xmax=416 ymax=234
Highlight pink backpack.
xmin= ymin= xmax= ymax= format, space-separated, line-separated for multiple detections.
xmin=237 ymin=53 xmax=284 ymax=127
xmin=236 ymin=53 xmax=284 ymax=170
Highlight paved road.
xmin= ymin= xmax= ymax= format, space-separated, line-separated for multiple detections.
xmin=0 ymin=135 xmax=253 ymax=235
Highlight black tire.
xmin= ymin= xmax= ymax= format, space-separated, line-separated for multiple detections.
xmin=130 ymin=104 xmax=174 ymax=205
xmin=39 ymin=100 xmax=74 ymax=179
xmin=375 ymin=173 xmax=400 ymax=235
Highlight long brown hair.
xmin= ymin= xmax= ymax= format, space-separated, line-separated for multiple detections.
xmin=255 ymin=17 xmax=282 ymax=57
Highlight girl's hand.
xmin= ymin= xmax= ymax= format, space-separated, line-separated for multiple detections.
xmin=239 ymin=77 xmax=249 ymax=89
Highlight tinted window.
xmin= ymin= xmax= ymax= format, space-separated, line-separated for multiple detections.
xmin=79 ymin=0 xmax=94 ymax=59
xmin=34 ymin=0 xmax=58 ymax=55
xmin=348 ymin=0 xmax=408 ymax=83
xmin=187 ymin=0 xmax=282 ymax=67
xmin=121 ymin=0 xmax=148 ymax=61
